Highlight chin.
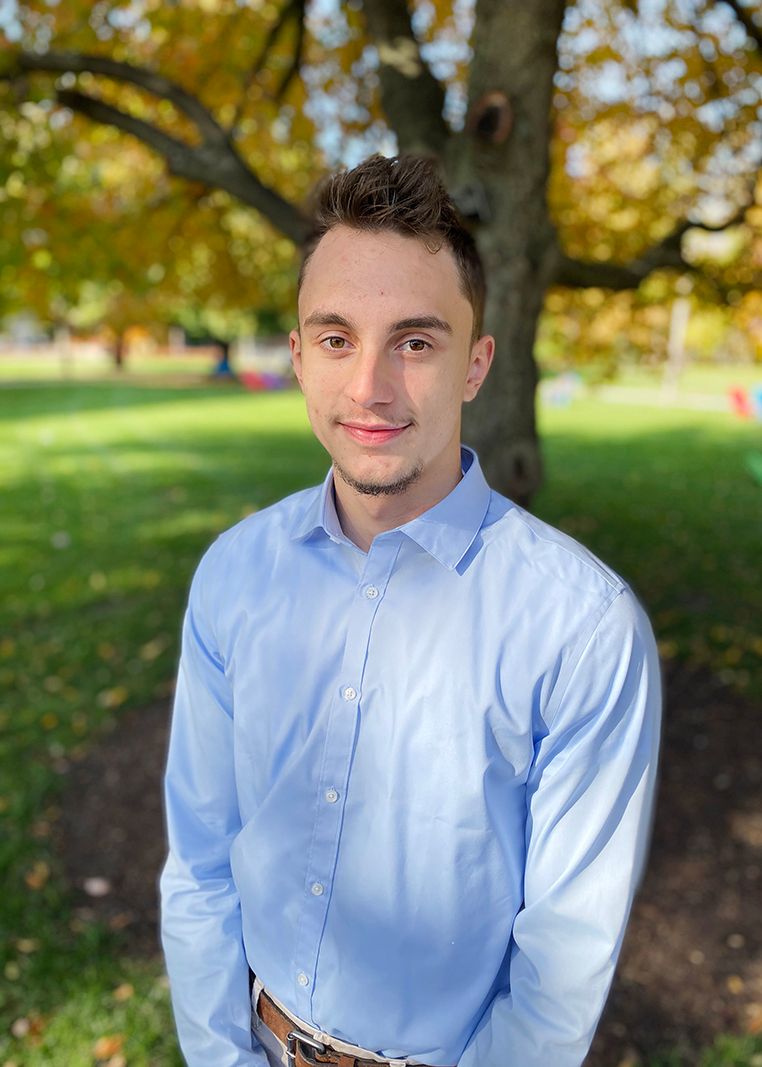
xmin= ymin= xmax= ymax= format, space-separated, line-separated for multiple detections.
xmin=334 ymin=458 xmax=423 ymax=497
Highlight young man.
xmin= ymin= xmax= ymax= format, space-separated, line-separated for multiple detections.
xmin=160 ymin=155 xmax=661 ymax=1067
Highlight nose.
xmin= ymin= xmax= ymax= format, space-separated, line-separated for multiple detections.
xmin=346 ymin=349 xmax=395 ymax=409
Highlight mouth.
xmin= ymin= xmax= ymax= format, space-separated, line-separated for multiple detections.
xmin=338 ymin=422 xmax=411 ymax=446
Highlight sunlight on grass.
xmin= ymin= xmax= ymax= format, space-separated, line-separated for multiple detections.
xmin=1 ymin=380 xmax=760 ymax=1064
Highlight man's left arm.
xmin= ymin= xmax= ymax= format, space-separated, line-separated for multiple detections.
xmin=459 ymin=588 xmax=662 ymax=1067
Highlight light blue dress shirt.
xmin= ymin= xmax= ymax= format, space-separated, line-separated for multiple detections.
xmin=160 ymin=447 xmax=661 ymax=1067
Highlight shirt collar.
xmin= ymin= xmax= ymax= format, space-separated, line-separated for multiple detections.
xmin=291 ymin=446 xmax=492 ymax=570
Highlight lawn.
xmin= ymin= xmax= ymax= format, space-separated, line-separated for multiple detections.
xmin=0 ymin=378 xmax=760 ymax=1066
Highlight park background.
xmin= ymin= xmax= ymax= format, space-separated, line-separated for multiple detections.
xmin=1 ymin=1 xmax=761 ymax=1065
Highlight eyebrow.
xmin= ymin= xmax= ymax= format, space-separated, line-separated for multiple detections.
xmin=302 ymin=311 xmax=356 ymax=331
xmin=301 ymin=311 xmax=452 ymax=335
xmin=391 ymin=316 xmax=452 ymax=335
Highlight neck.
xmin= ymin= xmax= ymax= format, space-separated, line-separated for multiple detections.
xmin=332 ymin=456 xmax=463 ymax=553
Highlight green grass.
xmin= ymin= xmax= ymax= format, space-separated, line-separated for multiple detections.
xmin=0 ymin=378 xmax=760 ymax=1064
xmin=535 ymin=398 xmax=761 ymax=692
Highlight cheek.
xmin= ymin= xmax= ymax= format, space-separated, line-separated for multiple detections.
xmin=415 ymin=372 xmax=466 ymax=418
xmin=301 ymin=371 xmax=342 ymax=427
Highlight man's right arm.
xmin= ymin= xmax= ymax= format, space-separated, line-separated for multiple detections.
xmin=160 ymin=553 xmax=268 ymax=1066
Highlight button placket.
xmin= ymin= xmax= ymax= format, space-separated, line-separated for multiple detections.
xmin=291 ymin=535 xmax=401 ymax=1020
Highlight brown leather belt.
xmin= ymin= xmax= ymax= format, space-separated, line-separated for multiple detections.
xmin=256 ymin=991 xmax=441 ymax=1067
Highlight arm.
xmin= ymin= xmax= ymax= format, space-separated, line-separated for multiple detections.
xmin=459 ymin=589 xmax=662 ymax=1067
xmin=160 ymin=553 xmax=268 ymax=1066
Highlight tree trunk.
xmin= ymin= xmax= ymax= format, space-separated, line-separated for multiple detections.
xmin=456 ymin=0 xmax=566 ymax=506
xmin=112 ymin=331 xmax=126 ymax=370
xmin=463 ymin=245 xmax=547 ymax=506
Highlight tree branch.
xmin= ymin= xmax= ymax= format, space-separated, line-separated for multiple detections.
xmin=276 ymin=0 xmax=308 ymax=101
xmin=359 ymin=0 xmax=450 ymax=155
xmin=230 ymin=0 xmax=305 ymax=130
xmin=57 ymin=90 xmax=309 ymax=244
xmin=554 ymin=207 xmax=752 ymax=290
xmin=719 ymin=0 xmax=762 ymax=54
xmin=18 ymin=51 xmax=227 ymax=144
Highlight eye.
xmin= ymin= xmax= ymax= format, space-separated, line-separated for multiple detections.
xmin=322 ymin=336 xmax=348 ymax=351
xmin=400 ymin=338 xmax=430 ymax=353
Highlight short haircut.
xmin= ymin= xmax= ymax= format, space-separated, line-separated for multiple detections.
xmin=299 ymin=154 xmax=486 ymax=341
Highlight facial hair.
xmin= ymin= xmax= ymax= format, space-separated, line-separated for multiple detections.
xmin=333 ymin=460 xmax=423 ymax=497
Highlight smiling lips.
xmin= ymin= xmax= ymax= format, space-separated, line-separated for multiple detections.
xmin=339 ymin=421 xmax=410 ymax=445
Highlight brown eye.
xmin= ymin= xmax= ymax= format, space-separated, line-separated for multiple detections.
xmin=405 ymin=338 xmax=428 ymax=352
xmin=327 ymin=337 xmax=346 ymax=350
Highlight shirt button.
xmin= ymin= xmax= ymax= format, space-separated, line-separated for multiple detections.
xmin=343 ymin=685 xmax=357 ymax=701
xmin=310 ymin=882 xmax=324 ymax=896
xmin=297 ymin=972 xmax=309 ymax=987
xmin=324 ymin=788 xmax=339 ymax=803
xmin=364 ymin=585 xmax=379 ymax=599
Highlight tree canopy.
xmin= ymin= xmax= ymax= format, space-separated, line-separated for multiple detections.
xmin=1 ymin=0 xmax=760 ymax=495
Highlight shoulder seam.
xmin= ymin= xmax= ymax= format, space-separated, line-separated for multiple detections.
xmin=504 ymin=507 xmax=625 ymax=595
xmin=541 ymin=586 xmax=626 ymax=730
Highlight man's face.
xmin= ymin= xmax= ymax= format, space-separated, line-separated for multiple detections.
xmin=290 ymin=225 xmax=493 ymax=511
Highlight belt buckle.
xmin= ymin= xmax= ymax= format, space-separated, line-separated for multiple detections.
xmin=286 ymin=1027 xmax=326 ymax=1066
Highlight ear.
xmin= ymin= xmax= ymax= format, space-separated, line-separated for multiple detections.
xmin=463 ymin=335 xmax=495 ymax=402
xmin=289 ymin=328 xmax=304 ymax=391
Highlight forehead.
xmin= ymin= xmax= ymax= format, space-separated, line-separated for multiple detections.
xmin=299 ymin=226 xmax=467 ymax=322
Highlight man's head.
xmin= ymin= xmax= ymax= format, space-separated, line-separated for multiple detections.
xmin=290 ymin=155 xmax=494 ymax=522
xmin=298 ymin=155 xmax=486 ymax=342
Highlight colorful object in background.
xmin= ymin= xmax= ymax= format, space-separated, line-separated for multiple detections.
xmin=543 ymin=371 xmax=583 ymax=407
xmin=239 ymin=370 xmax=289 ymax=391
xmin=752 ymin=386 xmax=762 ymax=421
xmin=728 ymin=384 xmax=762 ymax=421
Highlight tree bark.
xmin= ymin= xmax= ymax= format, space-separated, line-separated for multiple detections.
xmin=112 ymin=331 xmax=126 ymax=370
xmin=360 ymin=0 xmax=450 ymax=156
xmin=455 ymin=0 xmax=566 ymax=504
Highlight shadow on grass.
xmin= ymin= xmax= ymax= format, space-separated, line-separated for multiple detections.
xmin=3 ymin=389 xmax=761 ymax=1063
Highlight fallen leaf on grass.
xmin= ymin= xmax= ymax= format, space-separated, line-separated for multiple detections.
xmin=92 ymin=1034 xmax=124 ymax=1059
xmin=108 ymin=912 xmax=134 ymax=930
xmin=730 ymin=811 xmax=762 ymax=848
xmin=10 ymin=1015 xmax=45 ymax=1040
xmin=14 ymin=939 xmax=39 ymax=954
xmin=24 ymin=861 xmax=50 ymax=890
xmin=615 ymin=1052 xmax=641 ymax=1067
xmin=112 ymin=983 xmax=134 ymax=1002
xmin=97 ymin=686 xmax=129 ymax=709
xmin=747 ymin=1004 xmax=762 ymax=1034
xmin=139 ymin=636 xmax=168 ymax=661
xmin=83 ymin=877 xmax=111 ymax=897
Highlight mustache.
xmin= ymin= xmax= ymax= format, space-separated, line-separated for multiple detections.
xmin=332 ymin=415 xmax=415 ymax=427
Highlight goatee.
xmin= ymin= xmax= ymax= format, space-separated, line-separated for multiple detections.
xmin=334 ymin=461 xmax=423 ymax=497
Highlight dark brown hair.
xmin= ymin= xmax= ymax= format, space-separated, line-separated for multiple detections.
xmin=299 ymin=155 xmax=486 ymax=340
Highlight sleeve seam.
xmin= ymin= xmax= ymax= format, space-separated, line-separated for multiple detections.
xmin=542 ymin=586 xmax=627 ymax=731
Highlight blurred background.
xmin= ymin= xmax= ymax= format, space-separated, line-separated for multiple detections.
xmin=0 ymin=1 xmax=760 ymax=1065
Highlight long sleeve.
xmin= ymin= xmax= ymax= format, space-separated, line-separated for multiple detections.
xmin=458 ymin=588 xmax=662 ymax=1067
xmin=160 ymin=557 xmax=267 ymax=1067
